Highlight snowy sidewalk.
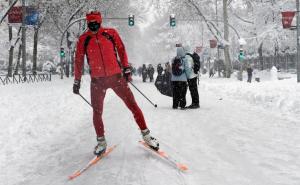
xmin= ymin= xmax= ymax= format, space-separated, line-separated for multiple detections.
xmin=0 ymin=76 xmax=299 ymax=185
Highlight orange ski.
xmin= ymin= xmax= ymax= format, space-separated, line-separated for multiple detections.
xmin=139 ymin=141 xmax=188 ymax=171
xmin=68 ymin=145 xmax=117 ymax=180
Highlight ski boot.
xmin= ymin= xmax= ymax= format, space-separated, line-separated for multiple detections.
xmin=94 ymin=136 xmax=107 ymax=156
xmin=141 ymin=129 xmax=159 ymax=151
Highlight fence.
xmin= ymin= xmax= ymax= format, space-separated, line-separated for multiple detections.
xmin=0 ymin=73 xmax=51 ymax=85
xmin=241 ymin=54 xmax=297 ymax=72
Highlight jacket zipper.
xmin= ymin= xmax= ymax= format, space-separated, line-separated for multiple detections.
xmin=95 ymin=34 xmax=107 ymax=76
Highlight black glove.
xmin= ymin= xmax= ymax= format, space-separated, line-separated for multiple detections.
xmin=73 ymin=80 xmax=81 ymax=94
xmin=123 ymin=67 xmax=132 ymax=81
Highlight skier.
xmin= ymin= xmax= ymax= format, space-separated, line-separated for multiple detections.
xmin=171 ymin=46 xmax=188 ymax=109
xmin=73 ymin=11 xmax=159 ymax=156
xmin=184 ymin=45 xmax=200 ymax=109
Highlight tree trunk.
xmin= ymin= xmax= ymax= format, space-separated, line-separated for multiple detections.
xmin=258 ymin=42 xmax=263 ymax=70
xmin=32 ymin=27 xmax=39 ymax=75
xmin=14 ymin=44 xmax=22 ymax=75
xmin=8 ymin=26 xmax=14 ymax=77
xmin=223 ymin=0 xmax=231 ymax=78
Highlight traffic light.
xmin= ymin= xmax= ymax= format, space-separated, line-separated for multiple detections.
xmin=128 ymin=14 xmax=134 ymax=26
xmin=239 ymin=48 xmax=244 ymax=61
xmin=170 ymin=14 xmax=176 ymax=27
xmin=60 ymin=47 xmax=65 ymax=57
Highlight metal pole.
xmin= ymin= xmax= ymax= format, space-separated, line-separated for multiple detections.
xmin=216 ymin=0 xmax=221 ymax=77
xmin=297 ymin=0 xmax=300 ymax=82
xmin=21 ymin=0 xmax=26 ymax=79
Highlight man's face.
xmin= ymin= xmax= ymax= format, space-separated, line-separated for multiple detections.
xmin=88 ymin=20 xmax=100 ymax=32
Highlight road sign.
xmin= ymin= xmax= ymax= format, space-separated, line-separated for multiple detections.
xmin=8 ymin=6 xmax=22 ymax=23
xmin=25 ymin=7 xmax=39 ymax=25
xmin=282 ymin=11 xmax=296 ymax=29
xmin=8 ymin=6 xmax=39 ymax=25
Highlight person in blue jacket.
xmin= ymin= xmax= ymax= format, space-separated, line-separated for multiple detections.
xmin=171 ymin=47 xmax=188 ymax=109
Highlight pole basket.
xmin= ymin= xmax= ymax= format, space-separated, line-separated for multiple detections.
xmin=282 ymin=11 xmax=296 ymax=29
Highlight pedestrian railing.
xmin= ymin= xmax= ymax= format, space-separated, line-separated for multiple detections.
xmin=0 ymin=73 xmax=51 ymax=85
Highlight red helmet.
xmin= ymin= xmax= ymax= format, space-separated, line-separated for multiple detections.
xmin=86 ymin=11 xmax=102 ymax=24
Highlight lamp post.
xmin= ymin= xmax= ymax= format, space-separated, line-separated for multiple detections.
xmin=297 ymin=0 xmax=300 ymax=82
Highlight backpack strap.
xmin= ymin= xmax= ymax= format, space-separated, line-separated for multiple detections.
xmin=101 ymin=32 xmax=122 ymax=68
xmin=83 ymin=32 xmax=122 ymax=69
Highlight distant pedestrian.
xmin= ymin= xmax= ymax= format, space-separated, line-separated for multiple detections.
xmin=142 ymin=64 xmax=148 ymax=82
xmin=157 ymin=63 xmax=163 ymax=76
xmin=247 ymin=64 xmax=253 ymax=83
xmin=137 ymin=66 xmax=142 ymax=77
xmin=147 ymin=64 xmax=155 ymax=82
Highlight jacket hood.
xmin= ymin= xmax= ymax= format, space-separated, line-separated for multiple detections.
xmin=183 ymin=45 xmax=192 ymax=54
xmin=177 ymin=47 xmax=185 ymax=57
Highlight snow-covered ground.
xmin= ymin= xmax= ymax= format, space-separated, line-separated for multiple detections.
xmin=0 ymin=75 xmax=299 ymax=185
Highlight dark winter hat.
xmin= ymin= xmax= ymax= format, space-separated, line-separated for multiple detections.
xmin=86 ymin=11 xmax=102 ymax=24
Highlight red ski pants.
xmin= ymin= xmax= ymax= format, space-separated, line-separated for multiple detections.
xmin=90 ymin=74 xmax=148 ymax=137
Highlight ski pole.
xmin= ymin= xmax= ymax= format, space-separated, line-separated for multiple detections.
xmin=128 ymin=81 xmax=158 ymax=108
xmin=79 ymin=93 xmax=93 ymax=108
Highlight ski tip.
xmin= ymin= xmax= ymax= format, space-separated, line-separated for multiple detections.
xmin=177 ymin=163 xmax=188 ymax=171
xmin=68 ymin=171 xmax=81 ymax=180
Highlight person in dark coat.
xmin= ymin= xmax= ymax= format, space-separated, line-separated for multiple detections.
xmin=142 ymin=64 xmax=148 ymax=82
xmin=137 ymin=66 xmax=142 ymax=77
xmin=157 ymin=63 xmax=163 ymax=76
xmin=147 ymin=64 xmax=155 ymax=82
xmin=247 ymin=64 xmax=253 ymax=83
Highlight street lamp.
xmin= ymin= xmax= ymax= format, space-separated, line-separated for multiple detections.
xmin=297 ymin=0 xmax=300 ymax=82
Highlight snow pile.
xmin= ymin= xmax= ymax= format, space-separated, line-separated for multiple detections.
xmin=270 ymin=66 xmax=278 ymax=81
xmin=199 ymin=76 xmax=300 ymax=117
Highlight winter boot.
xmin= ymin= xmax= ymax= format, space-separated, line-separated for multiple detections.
xmin=141 ymin=129 xmax=159 ymax=151
xmin=94 ymin=136 xmax=107 ymax=156
xmin=187 ymin=104 xmax=200 ymax=109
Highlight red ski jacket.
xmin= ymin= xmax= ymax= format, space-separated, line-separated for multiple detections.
xmin=74 ymin=27 xmax=129 ymax=80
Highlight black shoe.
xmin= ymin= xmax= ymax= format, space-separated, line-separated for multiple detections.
xmin=180 ymin=106 xmax=187 ymax=110
xmin=187 ymin=104 xmax=200 ymax=109
xmin=172 ymin=106 xmax=178 ymax=109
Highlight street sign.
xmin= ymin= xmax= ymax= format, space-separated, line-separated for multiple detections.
xmin=282 ymin=11 xmax=296 ymax=29
xmin=209 ymin=39 xmax=217 ymax=48
xmin=25 ymin=7 xmax=39 ymax=25
xmin=8 ymin=6 xmax=22 ymax=23
xmin=8 ymin=6 xmax=39 ymax=25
